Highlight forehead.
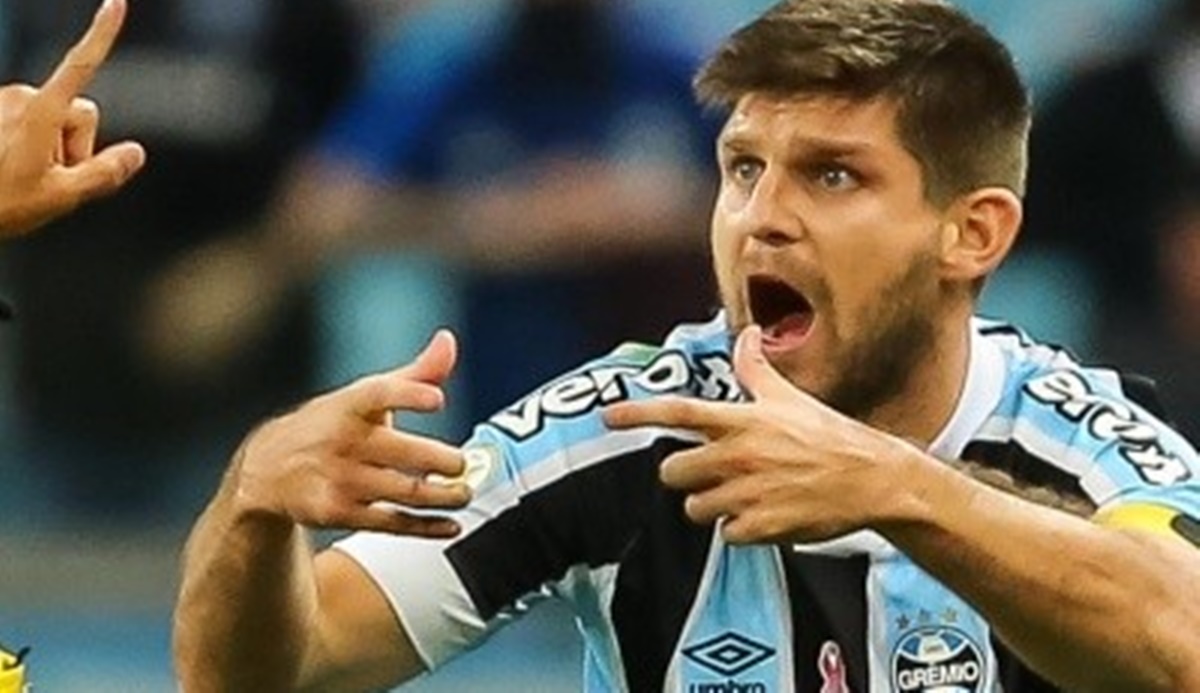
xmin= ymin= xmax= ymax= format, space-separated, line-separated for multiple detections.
xmin=719 ymin=93 xmax=906 ymax=155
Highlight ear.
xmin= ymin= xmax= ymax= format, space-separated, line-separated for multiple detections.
xmin=937 ymin=187 xmax=1023 ymax=284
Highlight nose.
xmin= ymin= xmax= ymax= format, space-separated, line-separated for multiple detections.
xmin=740 ymin=167 xmax=803 ymax=247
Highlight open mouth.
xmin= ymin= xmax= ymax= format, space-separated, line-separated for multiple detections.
xmin=747 ymin=275 xmax=815 ymax=349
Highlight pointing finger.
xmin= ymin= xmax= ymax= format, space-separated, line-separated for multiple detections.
xmin=39 ymin=0 xmax=126 ymax=110
xmin=349 ymin=374 xmax=447 ymax=421
xmin=362 ymin=428 xmax=465 ymax=479
xmin=603 ymin=396 xmax=741 ymax=437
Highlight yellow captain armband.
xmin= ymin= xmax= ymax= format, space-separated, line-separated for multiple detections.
xmin=1094 ymin=502 xmax=1200 ymax=548
xmin=0 ymin=645 xmax=28 ymax=693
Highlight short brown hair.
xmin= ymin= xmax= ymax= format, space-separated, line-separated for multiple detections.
xmin=695 ymin=0 xmax=1031 ymax=206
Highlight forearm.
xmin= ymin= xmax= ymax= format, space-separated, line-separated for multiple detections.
xmin=173 ymin=460 xmax=319 ymax=692
xmin=879 ymin=452 xmax=1200 ymax=691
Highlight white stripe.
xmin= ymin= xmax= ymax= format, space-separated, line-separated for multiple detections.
xmin=931 ymin=323 xmax=1008 ymax=460
xmin=592 ymin=563 xmax=630 ymax=693
xmin=865 ymin=558 xmax=891 ymax=693
xmin=559 ymin=562 xmax=629 ymax=693
xmin=331 ymin=534 xmax=490 ymax=668
xmin=982 ymin=621 xmax=1001 ymax=692
xmin=771 ymin=547 xmax=796 ymax=692
xmin=792 ymin=530 xmax=893 ymax=557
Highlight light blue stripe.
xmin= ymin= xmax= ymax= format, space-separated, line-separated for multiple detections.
xmin=988 ymin=351 xmax=1200 ymax=514
xmin=677 ymin=544 xmax=789 ymax=691
xmin=875 ymin=554 xmax=996 ymax=692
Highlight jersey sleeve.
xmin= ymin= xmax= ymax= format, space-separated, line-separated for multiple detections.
xmin=1014 ymin=366 xmax=1200 ymax=546
xmin=332 ymin=336 xmax=733 ymax=669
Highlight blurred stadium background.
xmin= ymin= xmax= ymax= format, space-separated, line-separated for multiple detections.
xmin=0 ymin=0 xmax=1191 ymax=689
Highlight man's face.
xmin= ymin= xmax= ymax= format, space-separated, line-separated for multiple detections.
xmin=711 ymin=94 xmax=951 ymax=418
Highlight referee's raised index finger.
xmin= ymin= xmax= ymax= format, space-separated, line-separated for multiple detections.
xmin=40 ymin=0 xmax=125 ymax=108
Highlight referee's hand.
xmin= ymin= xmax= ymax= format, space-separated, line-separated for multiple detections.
xmin=0 ymin=0 xmax=146 ymax=238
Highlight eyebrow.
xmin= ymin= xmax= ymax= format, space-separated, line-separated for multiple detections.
xmin=717 ymin=133 xmax=876 ymax=160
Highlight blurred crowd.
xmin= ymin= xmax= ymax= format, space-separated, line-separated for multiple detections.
xmin=0 ymin=0 xmax=1194 ymax=530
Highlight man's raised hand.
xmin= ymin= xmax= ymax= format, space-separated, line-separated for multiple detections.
xmin=605 ymin=326 xmax=916 ymax=544
xmin=0 ymin=0 xmax=146 ymax=237
xmin=232 ymin=330 xmax=472 ymax=538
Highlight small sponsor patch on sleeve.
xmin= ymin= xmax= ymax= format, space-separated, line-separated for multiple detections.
xmin=1094 ymin=502 xmax=1200 ymax=548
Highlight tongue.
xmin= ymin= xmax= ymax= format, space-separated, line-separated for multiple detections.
xmin=763 ymin=312 xmax=812 ymax=346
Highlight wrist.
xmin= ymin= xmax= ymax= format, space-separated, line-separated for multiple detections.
xmin=866 ymin=441 xmax=948 ymax=534
xmin=222 ymin=430 xmax=295 ymax=533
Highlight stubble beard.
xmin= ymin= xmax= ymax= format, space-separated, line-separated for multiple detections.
xmin=821 ymin=253 xmax=943 ymax=421
xmin=721 ymin=252 xmax=942 ymax=423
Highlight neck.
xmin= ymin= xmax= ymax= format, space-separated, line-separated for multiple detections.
xmin=863 ymin=310 xmax=973 ymax=447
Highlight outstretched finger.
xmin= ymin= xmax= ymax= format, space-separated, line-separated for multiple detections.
xmin=603 ymin=396 xmax=742 ymax=437
xmin=353 ymin=466 xmax=471 ymax=511
xmin=658 ymin=442 xmax=739 ymax=491
xmin=350 ymin=330 xmax=458 ymax=419
xmin=39 ymin=0 xmax=126 ymax=110
xmin=349 ymin=374 xmax=447 ymax=420
xmin=363 ymin=428 xmax=465 ymax=479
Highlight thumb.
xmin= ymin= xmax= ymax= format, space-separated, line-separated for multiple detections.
xmin=733 ymin=324 xmax=802 ymax=403
xmin=398 ymin=328 xmax=458 ymax=386
xmin=60 ymin=140 xmax=146 ymax=202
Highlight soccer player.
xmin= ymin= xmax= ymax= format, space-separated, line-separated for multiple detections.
xmin=173 ymin=1 xmax=1200 ymax=690
xmin=0 ymin=0 xmax=144 ymax=239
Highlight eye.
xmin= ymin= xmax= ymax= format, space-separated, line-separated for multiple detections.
xmin=811 ymin=164 xmax=861 ymax=192
xmin=727 ymin=156 xmax=764 ymax=186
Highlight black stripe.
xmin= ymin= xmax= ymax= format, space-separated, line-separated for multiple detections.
xmin=610 ymin=474 xmax=715 ymax=691
xmin=1117 ymin=372 xmax=1172 ymax=424
xmin=962 ymin=440 xmax=1092 ymax=507
xmin=977 ymin=324 xmax=1024 ymax=339
xmin=444 ymin=438 xmax=693 ymax=621
xmin=781 ymin=552 xmax=869 ymax=692
xmin=1171 ymin=513 xmax=1200 ymax=548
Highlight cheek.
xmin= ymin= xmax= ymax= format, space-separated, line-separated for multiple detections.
xmin=709 ymin=214 xmax=739 ymax=288
xmin=823 ymin=238 xmax=930 ymax=329
xmin=822 ymin=237 xmax=889 ymax=300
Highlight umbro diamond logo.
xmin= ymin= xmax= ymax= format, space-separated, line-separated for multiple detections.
xmin=682 ymin=631 xmax=776 ymax=677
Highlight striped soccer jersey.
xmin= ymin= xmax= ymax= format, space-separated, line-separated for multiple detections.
xmin=335 ymin=314 xmax=1200 ymax=692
